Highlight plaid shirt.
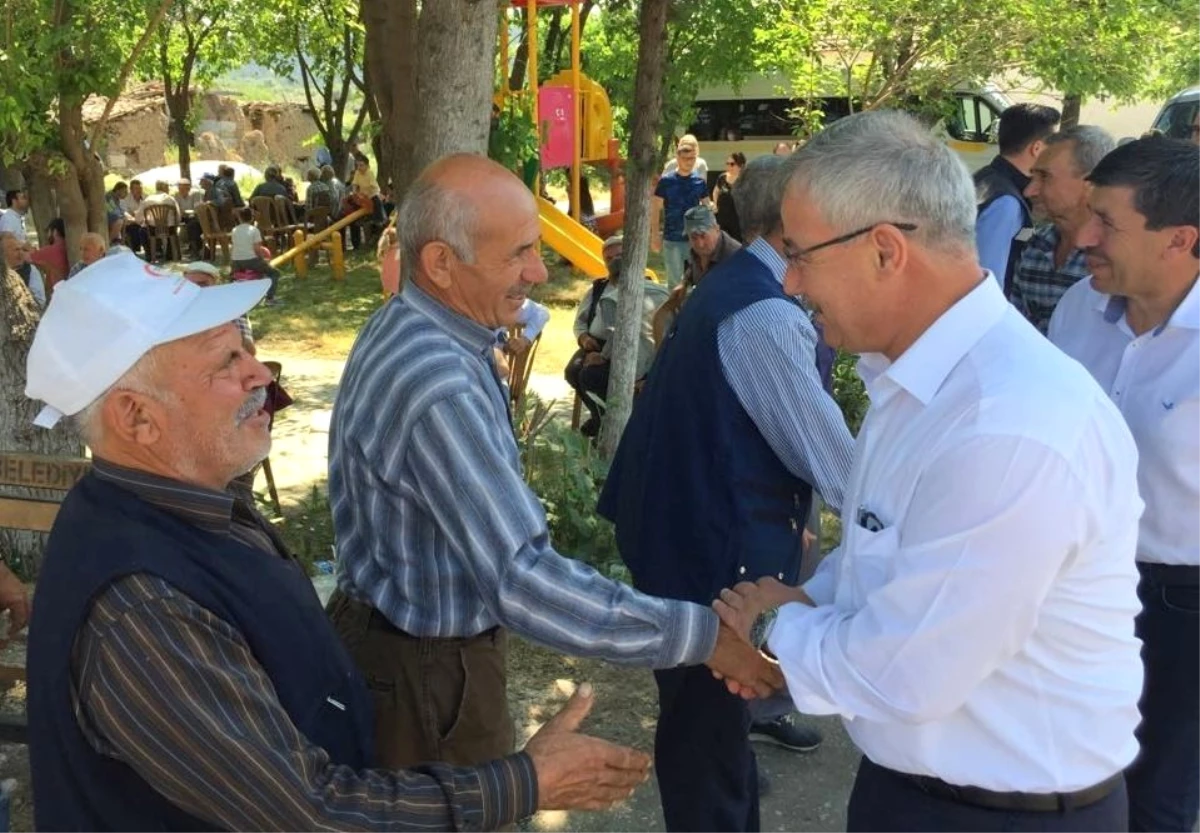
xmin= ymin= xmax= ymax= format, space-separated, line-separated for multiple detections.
xmin=1010 ymin=224 xmax=1090 ymax=334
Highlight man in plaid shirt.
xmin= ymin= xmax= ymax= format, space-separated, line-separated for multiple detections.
xmin=1011 ymin=125 xmax=1115 ymax=333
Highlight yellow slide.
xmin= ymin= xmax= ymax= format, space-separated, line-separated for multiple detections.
xmin=537 ymin=197 xmax=607 ymax=278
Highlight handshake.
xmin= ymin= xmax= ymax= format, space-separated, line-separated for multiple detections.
xmin=523 ymin=577 xmax=807 ymax=816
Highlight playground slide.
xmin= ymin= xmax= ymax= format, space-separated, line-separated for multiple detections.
xmin=537 ymin=198 xmax=608 ymax=279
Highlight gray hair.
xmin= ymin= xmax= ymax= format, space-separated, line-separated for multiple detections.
xmin=396 ymin=176 xmax=478 ymax=283
xmin=732 ymin=155 xmax=789 ymax=240
xmin=305 ymin=167 xmax=321 ymax=182
xmin=1043 ymin=125 xmax=1116 ymax=176
xmin=73 ymin=350 xmax=166 ymax=447
xmin=783 ymin=110 xmax=977 ymax=252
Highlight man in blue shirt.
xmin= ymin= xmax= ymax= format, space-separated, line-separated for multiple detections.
xmin=974 ymin=103 xmax=1060 ymax=284
xmin=653 ymin=137 xmax=710 ymax=289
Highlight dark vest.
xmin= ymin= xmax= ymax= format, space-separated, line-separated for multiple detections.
xmin=598 ymin=248 xmax=812 ymax=604
xmin=974 ymin=155 xmax=1032 ymax=225
xmin=28 ymin=473 xmax=374 ymax=831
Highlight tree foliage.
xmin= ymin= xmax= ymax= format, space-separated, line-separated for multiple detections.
xmin=583 ymin=0 xmax=778 ymax=153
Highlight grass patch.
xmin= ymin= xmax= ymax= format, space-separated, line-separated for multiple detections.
xmin=252 ymin=253 xmax=385 ymax=358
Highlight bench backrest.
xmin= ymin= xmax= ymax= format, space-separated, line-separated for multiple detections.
xmin=0 ymin=452 xmax=91 ymax=532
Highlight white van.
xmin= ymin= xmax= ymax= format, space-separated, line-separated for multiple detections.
xmin=1150 ymin=86 xmax=1199 ymax=141
xmin=685 ymin=73 xmax=1012 ymax=176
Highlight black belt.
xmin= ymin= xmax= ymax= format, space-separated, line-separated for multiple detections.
xmin=1137 ymin=562 xmax=1199 ymax=585
xmin=897 ymin=768 xmax=1123 ymax=813
xmin=365 ymin=604 xmax=500 ymax=645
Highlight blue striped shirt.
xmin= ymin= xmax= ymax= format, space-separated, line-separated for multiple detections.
xmin=716 ymin=238 xmax=855 ymax=513
xmin=329 ymin=283 xmax=718 ymax=666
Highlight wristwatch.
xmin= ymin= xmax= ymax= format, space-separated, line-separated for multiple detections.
xmin=749 ymin=607 xmax=779 ymax=652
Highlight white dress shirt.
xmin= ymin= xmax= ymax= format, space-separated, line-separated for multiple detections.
xmin=1049 ymin=277 xmax=1199 ymax=567
xmin=0 ymin=209 xmax=27 ymax=242
xmin=769 ymin=276 xmax=1144 ymax=793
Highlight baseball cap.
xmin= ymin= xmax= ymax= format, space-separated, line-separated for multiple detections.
xmin=683 ymin=205 xmax=717 ymax=236
xmin=26 ymin=252 xmax=269 ymax=428
xmin=181 ymin=261 xmax=220 ymax=278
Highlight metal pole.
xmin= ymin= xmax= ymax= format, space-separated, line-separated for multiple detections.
xmin=569 ymin=0 xmax=581 ymax=221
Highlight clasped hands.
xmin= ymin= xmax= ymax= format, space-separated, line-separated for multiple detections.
xmin=706 ymin=576 xmax=813 ymax=699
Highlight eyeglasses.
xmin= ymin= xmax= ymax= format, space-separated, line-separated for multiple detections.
xmin=783 ymin=222 xmax=918 ymax=267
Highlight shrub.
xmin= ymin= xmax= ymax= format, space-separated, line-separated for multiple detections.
xmin=831 ymin=349 xmax=869 ymax=435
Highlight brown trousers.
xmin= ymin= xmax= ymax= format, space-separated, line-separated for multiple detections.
xmin=326 ymin=589 xmax=515 ymax=769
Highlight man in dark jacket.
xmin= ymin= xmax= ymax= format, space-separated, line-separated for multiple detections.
xmin=974 ymin=103 xmax=1060 ymax=283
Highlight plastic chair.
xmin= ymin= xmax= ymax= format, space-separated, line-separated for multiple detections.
xmin=144 ymin=204 xmax=181 ymax=263
xmin=195 ymin=203 xmax=231 ymax=264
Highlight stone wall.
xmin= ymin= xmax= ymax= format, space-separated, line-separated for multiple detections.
xmin=96 ymin=87 xmax=323 ymax=176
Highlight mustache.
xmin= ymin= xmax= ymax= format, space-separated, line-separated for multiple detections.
xmin=235 ymin=387 xmax=268 ymax=424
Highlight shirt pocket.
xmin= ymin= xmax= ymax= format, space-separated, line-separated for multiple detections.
xmin=839 ymin=524 xmax=900 ymax=608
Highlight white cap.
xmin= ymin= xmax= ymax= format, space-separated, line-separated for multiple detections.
xmin=181 ymin=261 xmax=220 ymax=278
xmin=25 ymin=252 xmax=270 ymax=428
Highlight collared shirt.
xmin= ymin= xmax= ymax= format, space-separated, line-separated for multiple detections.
xmin=715 ymin=238 xmax=854 ymax=513
xmin=174 ymin=191 xmax=203 ymax=212
xmin=329 ymin=283 xmax=717 ymax=664
xmin=1010 ymin=223 xmax=1090 ymax=334
xmin=0 ymin=208 xmax=27 ymax=242
xmin=1049 ymin=277 xmax=1200 ymax=567
xmin=73 ymin=459 xmax=535 ymax=830
xmin=975 ymin=196 xmax=1024 ymax=283
xmin=770 ymin=277 xmax=1144 ymax=793
xmin=683 ymin=231 xmax=741 ymax=288
xmin=572 ymin=278 xmax=670 ymax=379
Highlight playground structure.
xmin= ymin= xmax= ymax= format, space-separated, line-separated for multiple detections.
xmin=500 ymin=0 xmax=640 ymax=279
xmin=268 ymin=206 xmax=371 ymax=281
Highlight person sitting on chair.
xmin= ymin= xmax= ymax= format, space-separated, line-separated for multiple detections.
xmin=565 ymin=234 xmax=669 ymax=437
xmin=230 ymin=207 xmax=281 ymax=307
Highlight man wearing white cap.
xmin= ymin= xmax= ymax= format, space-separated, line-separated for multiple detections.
xmin=23 ymin=251 xmax=654 ymax=830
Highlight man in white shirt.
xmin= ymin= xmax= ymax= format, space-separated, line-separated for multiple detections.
xmin=2 ymin=231 xmax=45 ymax=307
xmin=715 ymin=110 xmax=1144 ymax=832
xmin=0 ymin=189 xmax=29 ymax=241
xmin=1048 ymin=135 xmax=1199 ymax=833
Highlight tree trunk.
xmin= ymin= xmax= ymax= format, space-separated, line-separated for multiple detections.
xmin=0 ymin=268 xmax=82 ymax=576
xmin=507 ymin=12 xmax=529 ymax=91
xmin=598 ymin=0 xmax=670 ymax=460
xmin=22 ymin=162 xmax=57 ymax=245
xmin=363 ymin=0 xmax=418 ymax=203
xmin=413 ymin=0 xmax=499 ymax=172
xmin=166 ymin=89 xmax=193 ymax=182
xmin=543 ymin=6 xmax=566 ymax=78
xmin=1061 ymin=93 xmax=1082 ymax=129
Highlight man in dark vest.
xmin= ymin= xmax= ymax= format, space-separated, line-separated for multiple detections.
xmin=974 ymin=102 xmax=1060 ymax=285
xmin=598 ymin=155 xmax=856 ymax=831
xmin=24 ymin=252 xmax=656 ymax=831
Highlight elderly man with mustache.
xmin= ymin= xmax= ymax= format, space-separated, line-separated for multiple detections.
xmin=26 ymin=253 xmax=661 ymax=831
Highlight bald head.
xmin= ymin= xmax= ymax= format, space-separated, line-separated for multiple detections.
xmin=399 ymin=153 xmax=533 ymax=281
xmin=398 ymin=153 xmax=547 ymax=328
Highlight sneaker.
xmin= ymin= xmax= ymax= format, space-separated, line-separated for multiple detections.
xmin=748 ymin=713 xmax=822 ymax=752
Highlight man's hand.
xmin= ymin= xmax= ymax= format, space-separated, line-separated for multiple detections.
xmin=705 ymin=622 xmax=785 ymax=699
xmin=0 ymin=564 xmax=30 ymax=646
xmin=505 ymin=335 xmax=531 ymax=357
xmin=524 ymin=683 xmax=651 ymax=811
xmin=713 ymin=577 xmax=813 ymax=644
xmin=578 ymin=334 xmax=602 ymax=352
xmin=582 ymin=352 xmax=608 ymax=368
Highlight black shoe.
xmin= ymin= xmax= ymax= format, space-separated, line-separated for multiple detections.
xmin=748 ymin=714 xmax=822 ymax=752
xmin=757 ymin=769 xmax=771 ymax=798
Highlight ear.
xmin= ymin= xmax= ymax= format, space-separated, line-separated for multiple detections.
xmin=104 ymin=391 xmax=164 ymax=447
xmin=419 ymin=241 xmax=456 ymax=289
xmin=870 ymin=223 xmax=909 ymax=279
xmin=1165 ymin=225 xmax=1200 ymax=261
xmin=1028 ymin=139 xmax=1045 ymax=161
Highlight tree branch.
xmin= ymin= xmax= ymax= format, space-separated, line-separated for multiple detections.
xmin=87 ymin=0 xmax=176 ymax=147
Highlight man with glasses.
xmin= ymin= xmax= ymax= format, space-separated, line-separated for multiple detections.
xmin=653 ymin=136 xmax=710 ymax=289
xmin=712 ymin=110 xmax=1143 ymax=832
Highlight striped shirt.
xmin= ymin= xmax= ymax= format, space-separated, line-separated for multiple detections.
xmin=1009 ymin=223 xmax=1090 ymax=334
xmin=328 ymin=283 xmax=718 ymax=664
xmin=716 ymin=238 xmax=855 ymax=513
xmin=73 ymin=459 xmax=536 ymax=830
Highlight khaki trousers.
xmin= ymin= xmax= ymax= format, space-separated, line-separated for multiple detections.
xmin=326 ymin=589 xmax=515 ymax=769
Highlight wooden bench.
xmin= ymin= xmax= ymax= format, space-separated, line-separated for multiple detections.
xmin=0 ymin=452 xmax=91 ymax=743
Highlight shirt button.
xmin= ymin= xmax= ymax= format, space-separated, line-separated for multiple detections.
xmin=739 ymin=566 xmax=746 ymax=575
xmin=777 ymin=572 xmax=784 ymax=580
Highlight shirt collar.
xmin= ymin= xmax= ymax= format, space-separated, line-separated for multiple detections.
xmin=746 ymin=237 xmax=787 ymax=286
xmin=402 ymin=281 xmax=501 ymax=357
xmin=865 ymin=274 xmax=1008 ymax=406
xmin=91 ymin=458 xmax=235 ymax=536
xmin=1096 ymin=275 xmax=1200 ymax=334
